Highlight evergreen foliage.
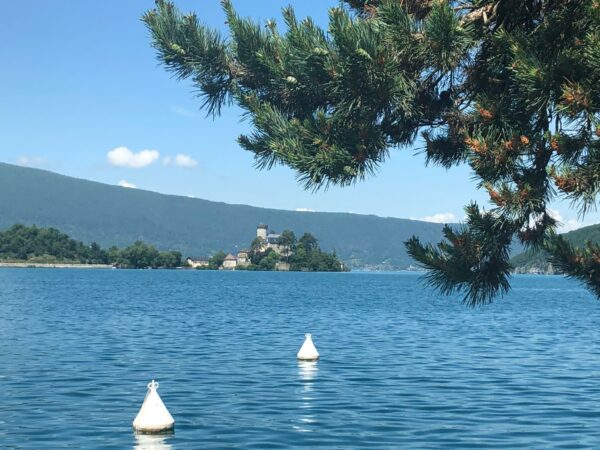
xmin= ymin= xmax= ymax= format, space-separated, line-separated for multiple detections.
xmin=545 ymin=233 xmax=600 ymax=297
xmin=144 ymin=0 xmax=600 ymax=304
xmin=511 ymin=222 xmax=600 ymax=273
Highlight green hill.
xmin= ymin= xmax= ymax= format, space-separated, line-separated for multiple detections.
xmin=511 ymin=224 xmax=600 ymax=273
xmin=558 ymin=224 xmax=600 ymax=247
xmin=0 ymin=162 xmax=448 ymax=269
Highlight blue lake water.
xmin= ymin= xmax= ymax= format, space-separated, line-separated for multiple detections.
xmin=1 ymin=269 xmax=600 ymax=449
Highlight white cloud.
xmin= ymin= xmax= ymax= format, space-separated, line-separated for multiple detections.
xmin=412 ymin=212 xmax=457 ymax=223
xmin=548 ymin=208 xmax=586 ymax=233
xmin=17 ymin=155 xmax=45 ymax=167
xmin=163 ymin=153 xmax=198 ymax=168
xmin=174 ymin=154 xmax=198 ymax=167
xmin=117 ymin=180 xmax=136 ymax=189
xmin=295 ymin=208 xmax=315 ymax=212
xmin=187 ymin=194 xmax=195 ymax=198
xmin=107 ymin=146 xmax=159 ymax=168
xmin=170 ymin=105 xmax=196 ymax=118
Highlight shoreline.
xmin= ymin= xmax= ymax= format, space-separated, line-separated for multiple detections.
xmin=0 ymin=262 xmax=113 ymax=269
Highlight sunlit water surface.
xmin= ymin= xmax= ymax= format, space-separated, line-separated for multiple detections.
xmin=1 ymin=269 xmax=600 ymax=449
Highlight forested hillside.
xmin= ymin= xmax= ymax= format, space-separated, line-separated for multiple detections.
xmin=0 ymin=163 xmax=448 ymax=269
xmin=511 ymin=224 xmax=600 ymax=273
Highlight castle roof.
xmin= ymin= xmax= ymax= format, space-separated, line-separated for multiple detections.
xmin=224 ymin=253 xmax=237 ymax=261
xmin=187 ymin=256 xmax=209 ymax=261
xmin=266 ymin=233 xmax=280 ymax=244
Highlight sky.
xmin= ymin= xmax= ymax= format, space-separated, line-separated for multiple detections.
xmin=1 ymin=0 xmax=597 ymax=231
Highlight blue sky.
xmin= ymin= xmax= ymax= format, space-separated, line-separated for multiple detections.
xmin=1 ymin=0 xmax=597 ymax=230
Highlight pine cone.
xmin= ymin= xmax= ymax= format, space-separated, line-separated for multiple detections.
xmin=478 ymin=107 xmax=493 ymax=120
xmin=487 ymin=187 xmax=505 ymax=206
xmin=519 ymin=189 xmax=530 ymax=202
xmin=554 ymin=175 xmax=577 ymax=193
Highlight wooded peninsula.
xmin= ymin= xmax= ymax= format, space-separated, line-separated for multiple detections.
xmin=0 ymin=224 xmax=345 ymax=272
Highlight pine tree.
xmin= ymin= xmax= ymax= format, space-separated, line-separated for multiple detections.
xmin=143 ymin=0 xmax=600 ymax=305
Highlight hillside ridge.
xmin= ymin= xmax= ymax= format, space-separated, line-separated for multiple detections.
xmin=0 ymin=162 xmax=447 ymax=269
xmin=511 ymin=223 xmax=600 ymax=273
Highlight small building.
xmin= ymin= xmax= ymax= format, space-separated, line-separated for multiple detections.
xmin=222 ymin=253 xmax=237 ymax=270
xmin=186 ymin=256 xmax=209 ymax=268
xmin=237 ymin=250 xmax=250 ymax=267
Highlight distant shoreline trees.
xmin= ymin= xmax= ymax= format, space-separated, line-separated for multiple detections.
xmin=0 ymin=224 xmax=346 ymax=272
xmin=0 ymin=224 xmax=181 ymax=269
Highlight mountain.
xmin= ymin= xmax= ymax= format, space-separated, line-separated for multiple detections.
xmin=0 ymin=162 xmax=448 ymax=269
xmin=511 ymin=224 xmax=600 ymax=273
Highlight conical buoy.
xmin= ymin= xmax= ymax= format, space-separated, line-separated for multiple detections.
xmin=297 ymin=333 xmax=319 ymax=361
xmin=133 ymin=380 xmax=175 ymax=433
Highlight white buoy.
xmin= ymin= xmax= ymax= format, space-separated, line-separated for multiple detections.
xmin=133 ymin=380 xmax=175 ymax=433
xmin=297 ymin=333 xmax=319 ymax=361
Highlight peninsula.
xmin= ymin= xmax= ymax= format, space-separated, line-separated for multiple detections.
xmin=0 ymin=223 xmax=345 ymax=272
xmin=0 ymin=224 xmax=181 ymax=269
xmin=186 ymin=224 xmax=345 ymax=272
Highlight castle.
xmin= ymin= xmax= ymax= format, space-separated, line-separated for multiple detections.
xmin=256 ymin=223 xmax=287 ymax=254
xmin=186 ymin=224 xmax=287 ymax=270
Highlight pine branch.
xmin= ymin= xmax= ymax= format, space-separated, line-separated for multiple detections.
xmin=405 ymin=204 xmax=515 ymax=306
xmin=145 ymin=0 xmax=600 ymax=302
xmin=142 ymin=1 xmax=233 ymax=115
xmin=545 ymin=233 xmax=600 ymax=298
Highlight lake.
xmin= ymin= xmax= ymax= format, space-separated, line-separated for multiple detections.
xmin=1 ymin=269 xmax=600 ymax=449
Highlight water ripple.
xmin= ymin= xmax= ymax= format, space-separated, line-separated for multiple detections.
xmin=1 ymin=270 xmax=600 ymax=448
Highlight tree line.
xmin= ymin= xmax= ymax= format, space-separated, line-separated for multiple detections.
xmin=263 ymin=230 xmax=345 ymax=272
xmin=0 ymin=224 xmax=182 ymax=268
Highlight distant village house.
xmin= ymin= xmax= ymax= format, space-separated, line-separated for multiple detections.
xmin=185 ymin=256 xmax=209 ymax=268
xmin=236 ymin=250 xmax=250 ymax=267
xmin=222 ymin=253 xmax=237 ymax=270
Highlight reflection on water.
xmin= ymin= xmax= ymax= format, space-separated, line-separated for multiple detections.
xmin=298 ymin=360 xmax=319 ymax=382
xmin=133 ymin=433 xmax=174 ymax=450
xmin=295 ymin=360 xmax=319 ymax=432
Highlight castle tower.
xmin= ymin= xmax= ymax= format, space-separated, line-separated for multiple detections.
xmin=257 ymin=224 xmax=268 ymax=240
